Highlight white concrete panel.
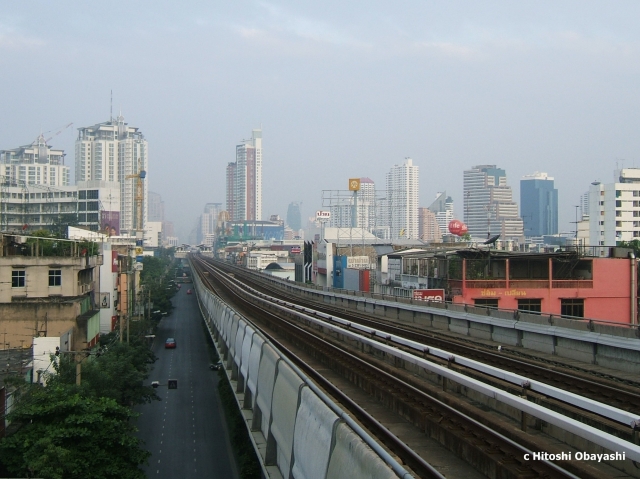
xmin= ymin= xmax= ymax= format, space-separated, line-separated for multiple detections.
xmin=271 ymin=361 xmax=303 ymax=478
xmin=228 ymin=315 xmax=240 ymax=358
xmin=234 ymin=320 xmax=247 ymax=366
xmin=326 ymin=423 xmax=397 ymax=479
xmin=246 ymin=335 xmax=265 ymax=407
xmin=256 ymin=343 xmax=280 ymax=436
xmin=291 ymin=387 xmax=339 ymax=479
xmin=240 ymin=325 xmax=254 ymax=380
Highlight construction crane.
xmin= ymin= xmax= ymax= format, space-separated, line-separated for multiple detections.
xmin=126 ymin=160 xmax=146 ymax=234
xmin=45 ymin=122 xmax=73 ymax=144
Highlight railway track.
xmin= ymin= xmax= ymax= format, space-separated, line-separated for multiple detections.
xmin=191 ymin=256 xmax=640 ymax=479
xmin=206 ymin=257 xmax=640 ymax=420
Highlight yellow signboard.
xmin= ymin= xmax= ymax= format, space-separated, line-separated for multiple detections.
xmin=349 ymin=178 xmax=361 ymax=191
xmin=135 ymin=247 xmax=143 ymax=255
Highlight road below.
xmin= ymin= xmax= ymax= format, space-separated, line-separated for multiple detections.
xmin=136 ymin=286 xmax=239 ymax=479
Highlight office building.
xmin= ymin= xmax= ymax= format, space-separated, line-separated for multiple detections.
xmin=386 ymin=158 xmax=419 ymax=239
xmin=520 ymin=172 xmax=558 ymax=237
xmin=428 ymin=192 xmax=454 ymax=236
xmin=418 ymin=207 xmax=442 ymax=242
xmin=589 ymin=168 xmax=640 ymax=246
xmin=0 ymin=135 xmax=70 ymax=187
xmin=463 ymin=165 xmax=524 ymax=242
xmin=226 ymin=129 xmax=262 ymax=221
xmin=76 ymin=115 xmax=148 ymax=236
xmin=148 ymin=191 xmax=164 ymax=222
xmin=199 ymin=203 xmax=222 ymax=245
xmin=287 ymin=202 xmax=302 ymax=231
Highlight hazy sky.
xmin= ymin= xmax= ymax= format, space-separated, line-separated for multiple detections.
xmin=2 ymin=2 xmax=640 ymax=240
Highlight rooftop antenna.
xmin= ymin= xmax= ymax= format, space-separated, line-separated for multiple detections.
xmin=110 ymin=90 xmax=113 ymax=122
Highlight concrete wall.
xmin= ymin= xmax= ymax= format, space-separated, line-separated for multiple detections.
xmin=192 ymin=267 xmax=409 ymax=479
xmin=248 ymin=268 xmax=640 ymax=374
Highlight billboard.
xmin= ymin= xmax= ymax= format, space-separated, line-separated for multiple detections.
xmin=315 ymin=210 xmax=331 ymax=221
xmin=100 ymin=292 xmax=110 ymax=309
xmin=348 ymin=178 xmax=361 ymax=191
xmin=111 ymin=250 xmax=119 ymax=273
xmin=412 ymin=289 xmax=445 ymax=302
xmin=101 ymin=211 xmax=120 ymax=236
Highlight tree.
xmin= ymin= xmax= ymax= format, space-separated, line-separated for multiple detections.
xmin=0 ymin=384 xmax=149 ymax=479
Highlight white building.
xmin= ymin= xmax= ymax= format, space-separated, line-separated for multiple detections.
xmin=386 ymin=158 xmax=419 ymax=240
xmin=76 ymin=115 xmax=148 ymax=236
xmin=227 ymin=129 xmax=262 ymax=221
xmin=1 ymin=135 xmax=70 ymax=187
xmin=76 ymin=181 xmax=120 ymax=233
xmin=589 ymin=169 xmax=640 ymax=245
xmin=144 ymin=221 xmax=163 ymax=248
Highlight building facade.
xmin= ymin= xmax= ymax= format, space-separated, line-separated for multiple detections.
xmin=75 ymin=115 xmax=148 ymax=236
xmin=418 ymin=207 xmax=442 ymax=242
xmin=226 ymin=129 xmax=262 ymax=221
xmin=520 ymin=172 xmax=558 ymax=237
xmin=386 ymin=159 xmax=419 ymax=240
xmin=428 ymin=191 xmax=454 ymax=236
xmin=286 ymin=202 xmax=302 ymax=231
xmin=589 ymin=168 xmax=640 ymax=245
xmin=463 ymin=165 xmax=524 ymax=242
xmin=1 ymin=135 xmax=70 ymax=187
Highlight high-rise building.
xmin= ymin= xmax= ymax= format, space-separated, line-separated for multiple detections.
xmin=327 ymin=178 xmax=377 ymax=231
xmin=148 ymin=191 xmax=164 ymax=222
xmin=0 ymin=135 xmax=70 ymax=187
xmin=580 ymin=191 xmax=590 ymax=220
xmin=199 ymin=202 xmax=222 ymax=245
xmin=589 ymin=168 xmax=640 ymax=246
xmin=286 ymin=202 xmax=302 ymax=231
xmin=386 ymin=158 xmax=419 ymax=239
xmin=520 ymin=172 xmax=558 ymax=237
xmin=428 ymin=191 xmax=454 ymax=236
xmin=226 ymin=129 xmax=262 ymax=221
xmin=463 ymin=165 xmax=523 ymax=242
xmin=418 ymin=207 xmax=442 ymax=242
xmin=75 ymin=115 xmax=148 ymax=236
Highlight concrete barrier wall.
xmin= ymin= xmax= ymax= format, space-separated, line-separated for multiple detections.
xmin=191 ymin=265 xmax=408 ymax=479
xmin=251 ymin=271 xmax=640 ymax=373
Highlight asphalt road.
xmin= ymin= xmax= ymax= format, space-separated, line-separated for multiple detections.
xmin=136 ymin=286 xmax=239 ymax=479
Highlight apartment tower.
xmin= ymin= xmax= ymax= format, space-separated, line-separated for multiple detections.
xmin=226 ymin=129 xmax=262 ymax=221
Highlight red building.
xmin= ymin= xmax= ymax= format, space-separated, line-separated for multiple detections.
xmin=448 ymin=248 xmax=637 ymax=324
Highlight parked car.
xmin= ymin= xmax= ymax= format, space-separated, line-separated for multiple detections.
xmin=165 ymin=338 xmax=176 ymax=349
xmin=187 ymin=289 xmax=192 ymax=295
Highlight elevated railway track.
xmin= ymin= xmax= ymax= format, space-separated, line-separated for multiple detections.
xmin=192 ymin=255 xmax=640 ymax=479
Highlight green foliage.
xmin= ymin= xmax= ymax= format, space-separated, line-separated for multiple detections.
xmin=0 ymin=384 xmax=149 ymax=479
xmin=618 ymin=240 xmax=640 ymax=256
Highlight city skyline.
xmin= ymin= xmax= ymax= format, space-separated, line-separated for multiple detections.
xmin=2 ymin=3 xmax=640 ymax=241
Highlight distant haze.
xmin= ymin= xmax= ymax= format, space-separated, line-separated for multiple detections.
xmin=2 ymin=1 xmax=639 ymax=241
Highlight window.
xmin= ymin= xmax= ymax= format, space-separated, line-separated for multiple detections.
xmin=49 ymin=269 xmax=62 ymax=287
xmin=561 ymin=298 xmax=584 ymax=318
xmin=616 ymin=200 xmax=622 ymax=207
xmin=474 ymin=299 xmax=499 ymax=308
xmin=12 ymin=270 xmax=25 ymax=288
xmin=599 ymin=201 xmax=604 ymax=206
xmin=599 ymin=221 xmax=604 ymax=225
xmin=616 ymin=211 xmax=622 ymax=217
xmin=616 ymin=190 xmax=621 ymax=198
xmin=518 ymin=299 xmax=541 ymax=314
xmin=616 ymin=221 xmax=622 ymax=227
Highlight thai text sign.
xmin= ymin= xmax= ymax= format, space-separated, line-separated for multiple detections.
xmin=413 ymin=289 xmax=445 ymax=302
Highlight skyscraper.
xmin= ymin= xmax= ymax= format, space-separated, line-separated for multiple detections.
xmin=0 ymin=135 xmax=70 ymax=187
xmin=418 ymin=207 xmax=442 ymax=242
xmin=463 ymin=165 xmax=523 ymax=242
xmin=520 ymin=172 xmax=558 ymax=237
xmin=286 ymin=202 xmax=302 ymax=231
xmin=386 ymin=158 xmax=419 ymax=239
xmin=76 ymin=115 xmax=148 ymax=235
xmin=428 ymin=191 xmax=454 ymax=236
xmin=226 ymin=129 xmax=262 ymax=221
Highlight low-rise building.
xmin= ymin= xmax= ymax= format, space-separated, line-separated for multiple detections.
xmin=0 ymin=233 xmax=103 ymax=352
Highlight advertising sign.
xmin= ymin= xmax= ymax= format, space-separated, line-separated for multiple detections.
xmin=101 ymin=211 xmax=120 ymax=236
xmin=316 ymin=210 xmax=331 ymax=221
xmin=412 ymin=289 xmax=445 ymax=302
xmin=290 ymin=246 xmax=301 ymax=254
xmin=111 ymin=251 xmax=119 ymax=273
xmin=348 ymin=178 xmax=361 ymax=191
xmin=346 ymin=256 xmax=369 ymax=269
xmin=100 ymin=292 xmax=110 ymax=309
